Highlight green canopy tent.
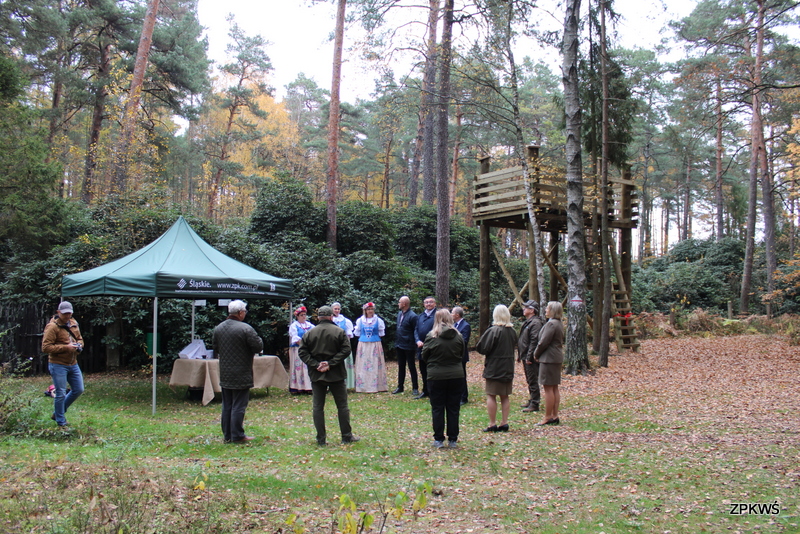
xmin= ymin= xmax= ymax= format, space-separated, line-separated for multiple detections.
xmin=61 ymin=216 xmax=293 ymax=414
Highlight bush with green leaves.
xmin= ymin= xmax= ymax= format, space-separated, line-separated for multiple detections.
xmin=335 ymin=201 xmax=396 ymax=259
xmin=250 ymin=174 xmax=326 ymax=244
xmin=635 ymin=237 xmax=746 ymax=313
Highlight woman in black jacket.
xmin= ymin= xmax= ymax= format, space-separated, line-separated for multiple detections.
xmin=422 ymin=309 xmax=465 ymax=449
xmin=475 ymin=304 xmax=518 ymax=432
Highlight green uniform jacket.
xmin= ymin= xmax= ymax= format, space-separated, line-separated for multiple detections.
xmin=213 ymin=317 xmax=263 ymax=389
xmin=476 ymin=325 xmax=518 ymax=382
xmin=534 ymin=318 xmax=564 ymax=364
xmin=421 ymin=325 xmax=465 ymax=381
xmin=298 ymin=319 xmax=352 ymax=383
xmin=518 ymin=315 xmax=544 ymax=363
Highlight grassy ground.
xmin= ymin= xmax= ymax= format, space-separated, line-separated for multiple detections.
xmin=0 ymin=334 xmax=798 ymax=533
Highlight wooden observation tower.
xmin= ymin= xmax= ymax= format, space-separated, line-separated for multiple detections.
xmin=473 ymin=146 xmax=641 ymax=352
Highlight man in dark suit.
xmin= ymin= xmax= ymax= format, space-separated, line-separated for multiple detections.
xmin=413 ymin=296 xmax=437 ymax=399
xmin=393 ymin=295 xmax=419 ymax=396
xmin=451 ymin=306 xmax=472 ymax=405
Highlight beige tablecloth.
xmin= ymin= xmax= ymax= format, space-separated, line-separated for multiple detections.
xmin=169 ymin=356 xmax=288 ymax=405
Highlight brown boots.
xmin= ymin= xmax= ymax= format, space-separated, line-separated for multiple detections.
xmin=520 ymin=399 xmax=540 ymax=412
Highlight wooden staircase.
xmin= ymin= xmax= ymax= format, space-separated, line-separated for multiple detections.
xmin=608 ymin=239 xmax=640 ymax=352
xmin=587 ymin=230 xmax=641 ymax=353
xmin=610 ymin=282 xmax=640 ymax=352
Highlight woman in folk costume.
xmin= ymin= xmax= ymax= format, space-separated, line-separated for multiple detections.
xmin=331 ymin=302 xmax=356 ymax=389
xmin=288 ymin=306 xmax=314 ymax=394
xmin=353 ymin=302 xmax=387 ymax=393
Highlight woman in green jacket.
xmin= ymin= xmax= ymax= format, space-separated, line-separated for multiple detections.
xmin=422 ymin=308 xmax=465 ymax=449
xmin=476 ymin=304 xmax=518 ymax=432
xmin=534 ymin=301 xmax=564 ymax=425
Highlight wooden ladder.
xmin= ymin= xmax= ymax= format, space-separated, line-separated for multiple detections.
xmin=608 ymin=236 xmax=640 ymax=352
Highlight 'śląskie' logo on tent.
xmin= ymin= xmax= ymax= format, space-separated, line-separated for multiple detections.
xmin=177 ymin=279 xmax=187 ymax=289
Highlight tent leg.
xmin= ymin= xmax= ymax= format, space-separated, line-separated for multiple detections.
xmin=152 ymin=297 xmax=158 ymax=416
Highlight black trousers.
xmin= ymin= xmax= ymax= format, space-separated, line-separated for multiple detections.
xmin=221 ymin=388 xmax=250 ymax=441
xmin=417 ymin=348 xmax=428 ymax=394
xmin=429 ymin=378 xmax=464 ymax=442
xmin=461 ymin=360 xmax=469 ymax=403
xmin=523 ymin=360 xmax=541 ymax=404
xmin=395 ymin=347 xmax=419 ymax=391
xmin=311 ymin=380 xmax=353 ymax=444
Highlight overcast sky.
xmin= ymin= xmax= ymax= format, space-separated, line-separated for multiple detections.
xmin=196 ymin=0 xmax=697 ymax=103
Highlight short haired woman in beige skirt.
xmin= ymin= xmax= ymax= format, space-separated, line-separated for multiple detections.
xmin=475 ymin=304 xmax=518 ymax=432
xmin=533 ymin=301 xmax=564 ymax=425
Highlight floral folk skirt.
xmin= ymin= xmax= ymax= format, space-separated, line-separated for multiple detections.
xmin=289 ymin=345 xmax=312 ymax=392
xmin=355 ymin=341 xmax=387 ymax=393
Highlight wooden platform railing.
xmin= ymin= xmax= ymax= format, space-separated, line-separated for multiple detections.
xmin=472 ymin=166 xmax=638 ymax=228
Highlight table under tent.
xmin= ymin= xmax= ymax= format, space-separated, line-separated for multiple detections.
xmin=60 ymin=216 xmax=293 ymax=414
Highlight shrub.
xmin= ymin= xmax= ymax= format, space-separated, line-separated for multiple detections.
xmin=336 ymin=201 xmax=396 ymax=259
xmin=250 ymin=175 xmax=326 ymax=243
xmin=684 ymin=308 xmax=721 ymax=333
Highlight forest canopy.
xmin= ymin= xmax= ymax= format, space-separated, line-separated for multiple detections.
xmin=0 ymin=0 xmax=798 ymax=371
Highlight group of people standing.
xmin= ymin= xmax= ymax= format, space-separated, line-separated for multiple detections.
xmin=289 ymin=301 xmax=388 ymax=395
xmin=478 ymin=299 xmax=564 ymax=432
xmin=394 ymin=296 xmax=564 ymax=447
xmin=41 ymin=296 xmax=564 ymax=449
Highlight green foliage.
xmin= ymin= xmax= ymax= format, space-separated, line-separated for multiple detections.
xmin=341 ymin=250 xmax=411 ymax=316
xmin=335 ymin=201 xmax=395 ymax=259
xmin=147 ymin=2 xmax=211 ymax=118
xmin=391 ymin=204 xmax=480 ymax=274
xmin=250 ymin=175 xmax=326 ymax=243
xmin=634 ymin=237 xmax=747 ymax=313
xmin=0 ymin=374 xmax=38 ymax=436
xmin=0 ymin=95 xmax=71 ymax=260
xmin=291 ymin=483 xmax=431 ymax=534
xmin=0 ymin=54 xmax=23 ymax=103
xmin=391 ymin=205 xmax=438 ymax=270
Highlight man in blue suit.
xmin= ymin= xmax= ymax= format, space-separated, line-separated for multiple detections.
xmin=451 ymin=306 xmax=472 ymax=405
xmin=413 ymin=296 xmax=437 ymax=399
xmin=393 ymin=295 xmax=419 ymax=396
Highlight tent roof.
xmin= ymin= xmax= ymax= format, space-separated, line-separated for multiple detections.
xmin=62 ymin=217 xmax=293 ymax=300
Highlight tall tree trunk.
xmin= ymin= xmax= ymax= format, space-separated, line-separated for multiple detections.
xmin=499 ymin=2 xmax=547 ymax=308
xmin=640 ymin=135 xmax=653 ymax=261
xmin=408 ymin=112 xmax=423 ymax=206
xmin=563 ymin=0 xmax=588 ymax=373
xmin=740 ymin=0 xmax=770 ymax=314
xmin=662 ymin=200 xmax=670 ymax=255
xmin=683 ymin=156 xmax=692 ymax=241
xmin=82 ymin=41 xmax=111 ymax=205
xmin=422 ymin=0 xmax=439 ymax=205
xmin=326 ymin=0 xmax=346 ymax=250
xmin=715 ymin=79 xmax=725 ymax=239
xmin=790 ymin=184 xmax=796 ymax=257
xmin=111 ymin=0 xmax=160 ymax=195
xmin=449 ymin=104 xmax=462 ymax=217
xmin=597 ymin=0 xmax=611 ymax=369
xmin=753 ymin=0 xmax=775 ymax=317
xmin=434 ymin=0 xmax=453 ymax=307
xmin=208 ymin=99 xmax=239 ymax=219
xmin=381 ymin=134 xmax=393 ymax=209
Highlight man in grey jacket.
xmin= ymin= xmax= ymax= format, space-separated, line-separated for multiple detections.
xmin=213 ymin=299 xmax=263 ymax=443
xmin=518 ymin=300 xmax=544 ymax=412
xmin=299 ymin=306 xmax=359 ymax=446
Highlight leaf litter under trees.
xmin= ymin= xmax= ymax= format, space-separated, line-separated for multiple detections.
xmin=0 ymin=334 xmax=797 ymax=532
